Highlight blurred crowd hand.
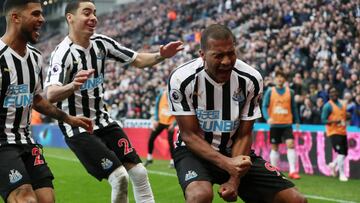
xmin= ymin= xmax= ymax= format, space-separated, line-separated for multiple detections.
xmin=152 ymin=120 xmax=159 ymax=130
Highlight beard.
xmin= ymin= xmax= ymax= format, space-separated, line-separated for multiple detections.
xmin=20 ymin=26 xmax=38 ymax=44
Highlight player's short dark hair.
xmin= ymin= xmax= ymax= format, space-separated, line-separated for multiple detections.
xmin=200 ymin=24 xmax=235 ymax=51
xmin=65 ymin=0 xmax=94 ymax=16
xmin=275 ymin=70 xmax=286 ymax=79
xmin=3 ymin=0 xmax=41 ymax=15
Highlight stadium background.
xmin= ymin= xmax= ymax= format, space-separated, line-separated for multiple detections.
xmin=0 ymin=0 xmax=359 ymax=202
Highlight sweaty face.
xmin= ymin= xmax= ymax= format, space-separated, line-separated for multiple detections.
xmin=69 ymin=2 xmax=97 ymax=37
xmin=19 ymin=3 xmax=45 ymax=44
xmin=201 ymin=38 xmax=236 ymax=83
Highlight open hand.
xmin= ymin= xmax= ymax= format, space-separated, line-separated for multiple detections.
xmin=159 ymin=41 xmax=184 ymax=58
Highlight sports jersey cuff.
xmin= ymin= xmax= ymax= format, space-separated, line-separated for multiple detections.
xmin=240 ymin=113 xmax=262 ymax=121
xmin=129 ymin=52 xmax=138 ymax=64
xmin=44 ymin=82 xmax=63 ymax=88
xmin=170 ymin=111 xmax=195 ymax=116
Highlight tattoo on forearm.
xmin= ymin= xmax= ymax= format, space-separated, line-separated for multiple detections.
xmin=155 ymin=53 xmax=165 ymax=63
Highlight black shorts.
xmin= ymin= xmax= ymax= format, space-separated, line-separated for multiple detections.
xmin=270 ymin=126 xmax=294 ymax=144
xmin=65 ymin=123 xmax=141 ymax=180
xmin=330 ymin=135 xmax=348 ymax=155
xmin=173 ymin=147 xmax=294 ymax=202
xmin=0 ymin=144 xmax=54 ymax=201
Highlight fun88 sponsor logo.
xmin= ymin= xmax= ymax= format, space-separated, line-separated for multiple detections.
xmin=80 ymin=74 xmax=104 ymax=90
xmin=196 ymin=109 xmax=239 ymax=132
xmin=4 ymin=84 xmax=33 ymax=108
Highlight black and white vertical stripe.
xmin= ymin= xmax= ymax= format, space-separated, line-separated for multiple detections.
xmin=45 ymin=34 xmax=137 ymax=137
xmin=0 ymin=41 xmax=43 ymax=146
xmin=168 ymin=58 xmax=263 ymax=152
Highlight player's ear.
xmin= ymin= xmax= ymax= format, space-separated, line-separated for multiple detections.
xmin=10 ymin=11 xmax=21 ymax=24
xmin=66 ymin=13 xmax=73 ymax=24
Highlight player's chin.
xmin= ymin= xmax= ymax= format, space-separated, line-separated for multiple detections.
xmin=29 ymin=35 xmax=39 ymax=44
xmin=87 ymin=27 xmax=96 ymax=34
xmin=85 ymin=30 xmax=95 ymax=37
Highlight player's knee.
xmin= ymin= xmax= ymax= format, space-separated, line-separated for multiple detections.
xmin=128 ymin=163 xmax=148 ymax=183
xmin=273 ymin=187 xmax=307 ymax=203
xmin=35 ymin=189 xmax=55 ymax=203
xmin=37 ymin=195 xmax=54 ymax=203
xmin=286 ymin=139 xmax=295 ymax=148
xmin=185 ymin=190 xmax=213 ymax=203
xmin=271 ymin=144 xmax=279 ymax=151
xmin=7 ymin=184 xmax=37 ymax=203
xmin=185 ymin=184 xmax=213 ymax=203
xmin=290 ymin=192 xmax=307 ymax=203
xmin=108 ymin=166 xmax=129 ymax=190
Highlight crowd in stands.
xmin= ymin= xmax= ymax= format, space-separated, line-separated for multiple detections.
xmin=37 ymin=0 xmax=360 ymax=127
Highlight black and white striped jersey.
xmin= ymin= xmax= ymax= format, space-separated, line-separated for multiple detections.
xmin=168 ymin=58 xmax=263 ymax=152
xmin=0 ymin=40 xmax=43 ymax=146
xmin=44 ymin=34 xmax=137 ymax=137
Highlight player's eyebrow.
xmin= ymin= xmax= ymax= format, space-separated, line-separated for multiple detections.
xmin=82 ymin=7 xmax=96 ymax=13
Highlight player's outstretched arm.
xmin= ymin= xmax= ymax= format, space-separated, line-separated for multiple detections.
xmin=131 ymin=41 xmax=183 ymax=68
xmin=32 ymin=94 xmax=93 ymax=133
xmin=46 ymin=69 xmax=95 ymax=103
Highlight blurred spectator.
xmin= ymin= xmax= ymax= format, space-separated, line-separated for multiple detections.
xmin=33 ymin=0 xmax=359 ymax=124
xmin=347 ymin=95 xmax=360 ymax=127
xmin=300 ymin=97 xmax=315 ymax=124
xmin=312 ymin=97 xmax=324 ymax=124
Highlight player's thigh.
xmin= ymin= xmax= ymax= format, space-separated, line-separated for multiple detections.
xmin=65 ymin=132 xmax=122 ymax=180
xmin=270 ymin=127 xmax=283 ymax=144
xmin=99 ymin=123 xmax=142 ymax=165
xmin=173 ymin=147 xmax=214 ymax=194
xmin=23 ymin=145 xmax=54 ymax=186
xmin=239 ymin=153 xmax=295 ymax=203
xmin=22 ymin=145 xmax=54 ymax=202
xmin=151 ymin=123 xmax=168 ymax=138
xmin=0 ymin=145 xmax=32 ymax=201
xmin=330 ymin=134 xmax=348 ymax=155
xmin=283 ymin=127 xmax=294 ymax=142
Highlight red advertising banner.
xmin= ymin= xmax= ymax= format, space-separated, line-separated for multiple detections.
xmin=32 ymin=121 xmax=360 ymax=178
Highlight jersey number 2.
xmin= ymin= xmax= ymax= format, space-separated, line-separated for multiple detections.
xmin=118 ymin=138 xmax=133 ymax=155
xmin=32 ymin=148 xmax=45 ymax=166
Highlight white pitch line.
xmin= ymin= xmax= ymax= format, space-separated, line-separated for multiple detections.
xmin=147 ymin=170 xmax=177 ymax=177
xmin=46 ymin=154 xmax=357 ymax=203
xmin=304 ymin=195 xmax=357 ymax=203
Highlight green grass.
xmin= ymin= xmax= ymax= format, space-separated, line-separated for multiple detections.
xmin=1 ymin=147 xmax=359 ymax=203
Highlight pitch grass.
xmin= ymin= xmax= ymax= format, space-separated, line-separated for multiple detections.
xmin=1 ymin=147 xmax=359 ymax=203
